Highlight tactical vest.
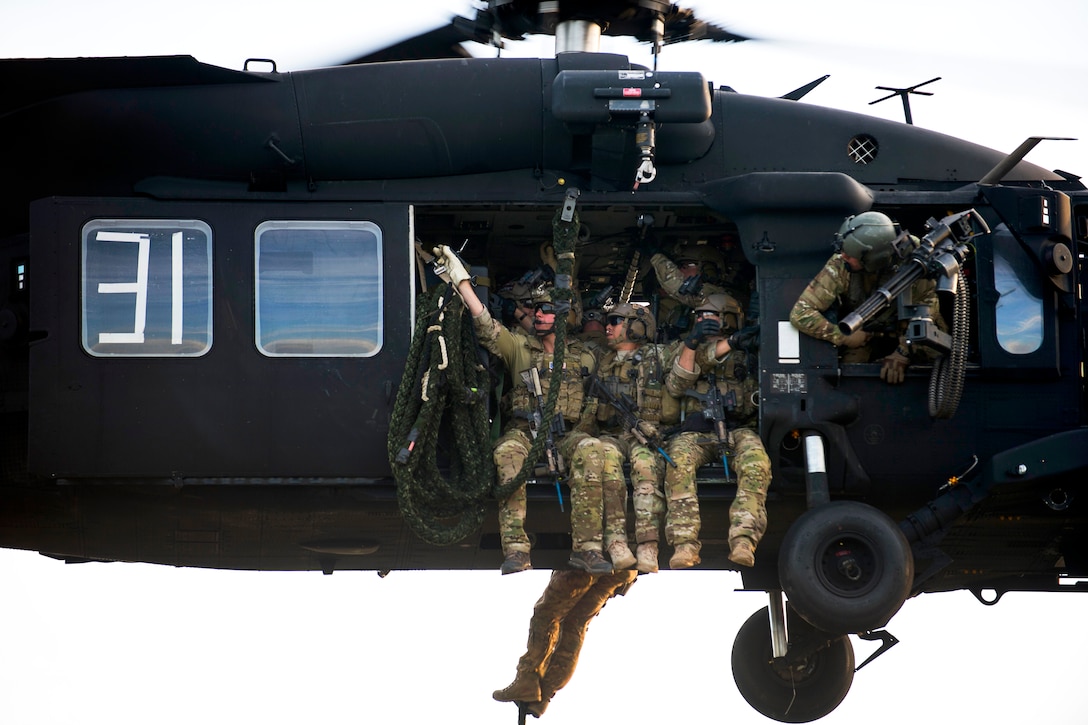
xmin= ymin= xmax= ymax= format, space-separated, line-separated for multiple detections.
xmin=681 ymin=350 xmax=759 ymax=429
xmin=595 ymin=346 xmax=666 ymax=429
xmin=509 ymin=344 xmax=587 ymax=426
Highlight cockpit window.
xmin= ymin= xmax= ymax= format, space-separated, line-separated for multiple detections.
xmin=992 ymin=232 xmax=1044 ymax=354
xmin=255 ymin=221 xmax=383 ymax=357
xmin=81 ymin=219 xmax=213 ymax=357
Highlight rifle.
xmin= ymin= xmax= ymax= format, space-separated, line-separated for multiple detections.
xmin=838 ymin=209 xmax=989 ymax=351
xmin=683 ymin=372 xmax=737 ymax=482
xmin=522 ymin=367 xmax=566 ymax=510
xmin=585 ymin=371 xmax=675 ymax=466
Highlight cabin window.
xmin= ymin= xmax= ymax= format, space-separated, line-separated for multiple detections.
xmin=992 ymin=232 xmax=1044 ymax=354
xmin=254 ymin=220 xmax=383 ymax=357
xmin=81 ymin=219 xmax=213 ymax=357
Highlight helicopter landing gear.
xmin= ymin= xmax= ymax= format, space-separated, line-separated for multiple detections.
xmin=779 ymin=500 xmax=913 ymax=633
xmin=732 ymin=602 xmax=854 ymax=723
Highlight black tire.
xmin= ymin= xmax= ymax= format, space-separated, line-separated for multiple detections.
xmin=732 ymin=606 xmax=854 ymax=723
xmin=779 ymin=501 xmax=913 ymax=634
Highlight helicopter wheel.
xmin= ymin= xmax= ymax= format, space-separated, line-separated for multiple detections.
xmin=779 ymin=501 xmax=913 ymax=633
xmin=732 ymin=605 xmax=854 ymax=723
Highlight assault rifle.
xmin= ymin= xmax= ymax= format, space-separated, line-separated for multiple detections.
xmin=683 ymin=372 xmax=737 ymax=482
xmin=838 ymin=209 xmax=989 ymax=352
xmin=522 ymin=367 xmax=565 ymax=510
xmin=585 ymin=371 xmax=675 ymax=466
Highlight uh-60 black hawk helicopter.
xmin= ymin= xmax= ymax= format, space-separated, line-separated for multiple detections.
xmin=2 ymin=0 xmax=1086 ymax=721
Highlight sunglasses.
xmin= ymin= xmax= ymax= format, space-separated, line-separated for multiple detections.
xmin=606 ymin=315 xmax=626 ymax=327
xmin=694 ymin=310 xmax=720 ymax=319
xmin=534 ymin=302 xmax=557 ymax=315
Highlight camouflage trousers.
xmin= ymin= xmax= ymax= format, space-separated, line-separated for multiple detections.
xmin=494 ymin=427 xmax=603 ymax=554
xmin=514 ymin=569 xmax=637 ymax=699
xmin=599 ymin=434 xmax=666 ymax=546
xmin=662 ymin=431 xmax=708 ymax=548
xmin=727 ymin=427 xmax=771 ymax=549
xmin=662 ymin=427 xmax=770 ymax=549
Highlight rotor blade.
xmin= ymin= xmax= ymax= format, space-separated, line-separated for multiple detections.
xmin=342 ymin=19 xmax=484 ymax=64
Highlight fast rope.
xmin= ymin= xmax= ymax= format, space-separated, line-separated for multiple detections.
xmin=492 ymin=207 xmax=579 ymax=502
xmin=388 ymin=284 xmax=494 ymax=545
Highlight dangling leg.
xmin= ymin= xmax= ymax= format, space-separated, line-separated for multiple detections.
xmin=494 ymin=429 xmax=534 ymax=574
xmin=493 ymin=570 xmax=596 ymax=703
xmin=529 ymin=571 xmax=637 ymax=716
xmin=727 ymin=427 xmax=771 ymax=567
xmin=630 ymin=443 xmax=665 ymax=573
xmin=663 ymin=432 xmax=712 ymax=569
xmin=600 ymin=438 xmax=635 ymax=570
xmin=563 ymin=434 xmax=611 ymax=574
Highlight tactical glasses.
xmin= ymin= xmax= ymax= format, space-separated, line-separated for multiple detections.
xmin=606 ymin=315 xmax=626 ymax=327
xmin=694 ymin=309 xmax=720 ymax=319
xmin=534 ymin=302 xmax=557 ymax=315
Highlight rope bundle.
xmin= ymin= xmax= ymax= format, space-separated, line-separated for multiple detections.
xmin=388 ymin=285 xmax=494 ymax=545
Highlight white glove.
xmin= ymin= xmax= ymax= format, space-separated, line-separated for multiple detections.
xmin=432 ymin=245 xmax=471 ymax=286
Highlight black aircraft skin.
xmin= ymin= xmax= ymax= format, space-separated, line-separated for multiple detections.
xmin=2 ymin=2 xmax=1087 ymax=721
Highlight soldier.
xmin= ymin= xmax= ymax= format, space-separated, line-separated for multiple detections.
xmin=789 ymin=211 xmax=943 ymax=384
xmin=503 ymin=280 xmax=539 ymax=335
xmin=650 ymin=239 xmax=751 ymax=339
xmin=432 ymin=247 xmax=612 ymax=576
xmin=666 ymin=294 xmax=768 ymax=567
xmin=492 ymin=569 xmax=637 ymax=717
xmin=591 ymin=303 xmax=683 ymax=573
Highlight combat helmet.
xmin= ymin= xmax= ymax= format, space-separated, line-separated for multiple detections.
xmin=531 ymin=284 xmax=580 ymax=329
xmin=670 ymin=239 xmax=723 ymax=281
xmin=606 ymin=302 xmax=656 ymax=343
xmin=693 ymin=292 xmax=745 ymax=334
xmin=836 ymin=211 xmax=901 ymax=273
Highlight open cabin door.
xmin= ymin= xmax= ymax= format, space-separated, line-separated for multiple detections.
xmin=28 ymin=198 xmax=413 ymax=481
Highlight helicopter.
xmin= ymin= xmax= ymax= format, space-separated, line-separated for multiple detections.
xmin=1 ymin=1 xmax=1087 ymax=722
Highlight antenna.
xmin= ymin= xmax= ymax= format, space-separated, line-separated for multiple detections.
xmin=869 ymin=77 xmax=941 ymax=125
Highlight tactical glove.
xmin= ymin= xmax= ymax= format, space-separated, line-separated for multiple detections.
xmin=677 ymin=274 xmax=703 ymax=296
xmin=727 ymin=325 xmax=760 ymax=353
xmin=685 ymin=318 xmax=721 ymax=349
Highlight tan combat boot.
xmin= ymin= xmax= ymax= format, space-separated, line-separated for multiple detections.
xmin=729 ymin=538 xmax=755 ymax=567
xmin=636 ymin=541 xmax=659 ymax=573
xmin=500 ymin=550 xmax=532 ymax=575
xmin=607 ymin=541 xmax=636 ymax=570
xmin=492 ymin=671 xmax=541 ymax=703
xmin=669 ymin=542 xmax=702 ymax=569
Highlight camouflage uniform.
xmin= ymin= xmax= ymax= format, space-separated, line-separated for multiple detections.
xmin=593 ymin=342 xmax=683 ymax=561
xmin=473 ymin=308 xmax=601 ymax=557
xmin=651 ymin=252 xmax=748 ymax=338
xmin=492 ymin=569 xmax=637 ymax=712
xmin=790 ymin=252 xmax=942 ymax=362
xmin=668 ymin=342 xmax=770 ymax=560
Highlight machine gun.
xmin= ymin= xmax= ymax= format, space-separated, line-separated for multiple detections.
xmin=522 ymin=367 xmax=566 ymax=510
xmin=585 ymin=371 xmax=675 ymax=466
xmin=683 ymin=372 xmax=737 ymax=481
xmin=837 ymin=209 xmax=990 ymax=353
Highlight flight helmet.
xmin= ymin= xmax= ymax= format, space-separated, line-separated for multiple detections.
xmin=837 ymin=211 xmax=900 ymax=273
